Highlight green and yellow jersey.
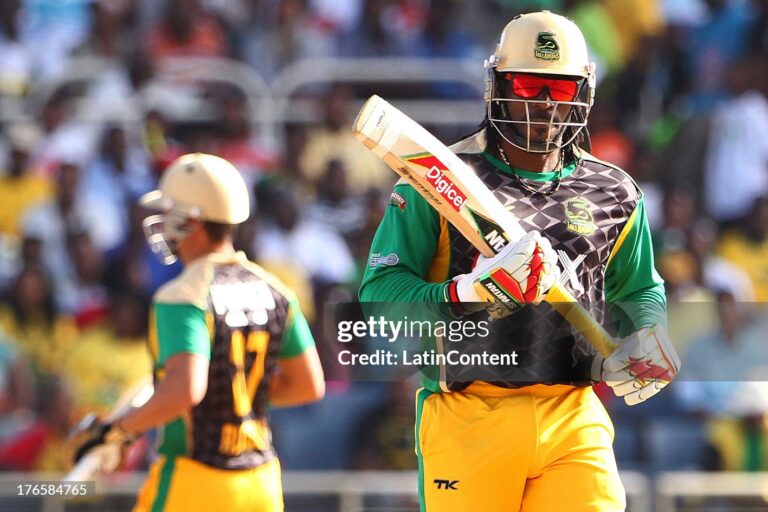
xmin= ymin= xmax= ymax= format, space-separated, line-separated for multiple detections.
xmin=148 ymin=251 xmax=314 ymax=469
xmin=359 ymin=130 xmax=666 ymax=392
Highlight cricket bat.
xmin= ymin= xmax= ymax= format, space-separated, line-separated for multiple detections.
xmin=64 ymin=377 xmax=154 ymax=481
xmin=353 ymin=95 xmax=618 ymax=357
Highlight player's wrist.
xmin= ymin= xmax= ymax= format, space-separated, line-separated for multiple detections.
xmin=444 ymin=280 xmax=466 ymax=317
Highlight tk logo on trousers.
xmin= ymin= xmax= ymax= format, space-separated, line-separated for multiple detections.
xmin=434 ymin=479 xmax=459 ymax=490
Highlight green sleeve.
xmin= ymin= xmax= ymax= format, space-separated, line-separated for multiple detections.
xmin=279 ymin=298 xmax=316 ymax=358
xmin=154 ymin=303 xmax=211 ymax=364
xmin=605 ymin=197 xmax=667 ymax=336
xmin=358 ymin=184 xmax=449 ymax=303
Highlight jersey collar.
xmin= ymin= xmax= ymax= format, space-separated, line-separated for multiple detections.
xmin=482 ymin=151 xmax=577 ymax=182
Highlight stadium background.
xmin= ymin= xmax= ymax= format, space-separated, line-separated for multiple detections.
xmin=0 ymin=0 xmax=767 ymax=510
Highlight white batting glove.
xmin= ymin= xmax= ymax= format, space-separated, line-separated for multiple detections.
xmin=448 ymin=231 xmax=560 ymax=317
xmin=594 ymin=324 xmax=681 ymax=406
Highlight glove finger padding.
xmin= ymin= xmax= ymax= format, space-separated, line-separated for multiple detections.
xmin=599 ymin=324 xmax=680 ymax=406
xmin=453 ymin=231 xmax=561 ymax=318
xmin=623 ymin=379 xmax=668 ymax=406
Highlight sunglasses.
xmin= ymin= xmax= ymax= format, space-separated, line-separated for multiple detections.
xmin=504 ymin=73 xmax=581 ymax=102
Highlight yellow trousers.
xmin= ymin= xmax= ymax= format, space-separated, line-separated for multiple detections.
xmin=416 ymin=383 xmax=625 ymax=511
xmin=133 ymin=456 xmax=283 ymax=512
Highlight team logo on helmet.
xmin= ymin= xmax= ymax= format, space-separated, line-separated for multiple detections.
xmin=534 ymin=31 xmax=559 ymax=61
xmin=564 ymin=197 xmax=597 ymax=235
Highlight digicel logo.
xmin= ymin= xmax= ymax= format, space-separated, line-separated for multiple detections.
xmin=406 ymin=154 xmax=467 ymax=212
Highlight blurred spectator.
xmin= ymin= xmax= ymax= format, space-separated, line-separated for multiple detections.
xmin=688 ymin=219 xmax=754 ymax=302
xmin=29 ymin=92 xmax=99 ymax=176
xmin=66 ymin=232 xmax=109 ymax=329
xmin=142 ymin=109 xmax=189 ymax=173
xmin=74 ymin=1 xmax=127 ymax=59
xmin=565 ymin=0 xmax=622 ymax=77
xmin=62 ymin=293 xmax=151 ymax=420
xmin=0 ymin=332 xmax=34 ymax=438
xmin=146 ymin=0 xmax=229 ymax=59
xmin=751 ymin=0 xmax=768 ymax=53
xmin=241 ymin=0 xmax=335 ymax=82
xmin=300 ymin=85 xmax=394 ymax=192
xmin=213 ymin=88 xmax=280 ymax=185
xmin=304 ymin=159 xmax=366 ymax=236
xmin=409 ymin=0 xmax=482 ymax=98
xmin=703 ymin=55 xmax=768 ymax=223
xmin=21 ymin=163 xmax=123 ymax=310
xmin=0 ymin=265 xmax=78 ymax=380
xmin=684 ymin=0 xmax=757 ymax=111
xmin=717 ymin=196 xmax=768 ymax=301
xmin=337 ymin=0 xmax=414 ymax=57
xmin=0 ymin=0 xmax=32 ymax=95
xmin=353 ymin=379 xmax=418 ymax=470
xmin=346 ymin=187 xmax=388 ymax=286
xmin=603 ymin=0 xmax=665 ymax=63
xmin=18 ymin=0 xmax=92 ymax=80
xmin=588 ymin=103 xmax=635 ymax=172
xmin=254 ymin=184 xmax=356 ymax=287
xmin=662 ymin=0 xmax=709 ymax=27
xmin=0 ymin=124 xmax=51 ymax=238
xmin=310 ymin=0 xmax=362 ymax=33
xmin=0 ymin=376 xmax=74 ymax=471
xmin=653 ymin=187 xmax=696 ymax=258
xmin=677 ymin=292 xmax=768 ymax=471
xmin=81 ymin=124 xmax=154 ymax=245
xmin=274 ymin=124 xmax=309 ymax=183
xmin=411 ymin=0 xmax=478 ymax=58
xmin=662 ymin=217 xmax=752 ymax=353
xmin=627 ymin=147 xmax=664 ymax=228
xmin=87 ymin=51 xmax=201 ymax=122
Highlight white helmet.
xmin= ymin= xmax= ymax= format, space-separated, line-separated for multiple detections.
xmin=485 ymin=11 xmax=596 ymax=153
xmin=139 ymin=153 xmax=250 ymax=264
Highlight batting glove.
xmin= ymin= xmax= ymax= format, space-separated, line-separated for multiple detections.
xmin=448 ymin=231 xmax=560 ymax=318
xmin=593 ymin=324 xmax=681 ymax=406
xmin=70 ymin=414 xmax=135 ymax=471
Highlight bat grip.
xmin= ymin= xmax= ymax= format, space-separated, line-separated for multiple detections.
xmin=64 ymin=451 xmax=103 ymax=481
xmin=545 ymin=284 xmax=618 ymax=357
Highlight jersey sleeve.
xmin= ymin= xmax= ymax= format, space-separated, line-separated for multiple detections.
xmin=153 ymin=303 xmax=211 ymax=364
xmin=358 ymin=183 xmax=449 ymax=303
xmin=604 ymin=197 xmax=667 ymax=336
xmin=279 ymin=298 xmax=316 ymax=358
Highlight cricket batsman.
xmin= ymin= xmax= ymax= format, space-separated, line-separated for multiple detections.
xmin=359 ymin=11 xmax=680 ymax=511
xmin=72 ymin=153 xmax=325 ymax=511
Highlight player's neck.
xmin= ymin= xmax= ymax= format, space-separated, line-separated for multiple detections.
xmin=179 ymin=240 xmax=236 ymax=265
xmin=498 ymin=140 xmax=562 ymax=173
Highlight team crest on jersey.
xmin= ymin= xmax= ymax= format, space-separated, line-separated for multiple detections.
xmin=388 ymin=192 xmax=407 ymax=211
xmin=564 ymin=197 xmax=597 ymax=235
xmin=534 ymin=31 xmax=559 ymax=61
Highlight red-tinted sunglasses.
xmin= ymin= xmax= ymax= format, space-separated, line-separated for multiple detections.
xmin=504 ymin=73 xmax=581 ymax=102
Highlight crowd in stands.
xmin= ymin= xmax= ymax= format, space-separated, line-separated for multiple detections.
xmin=0 ymin=0 xmax=767 ymax=476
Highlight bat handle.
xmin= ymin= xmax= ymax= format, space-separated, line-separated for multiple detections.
xmin=63 ymin=451 xmax=103 ymax=482
xmin=545 ymin=284 xmax=618 ymax=358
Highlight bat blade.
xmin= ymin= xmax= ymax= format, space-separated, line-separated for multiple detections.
xmin=354 ymin=95 xmax=516 ymax=258
xmin=64 ymin=377 xmax=154 ymax=482
xmin=354 ymin=95 xmax=618 ymax=356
